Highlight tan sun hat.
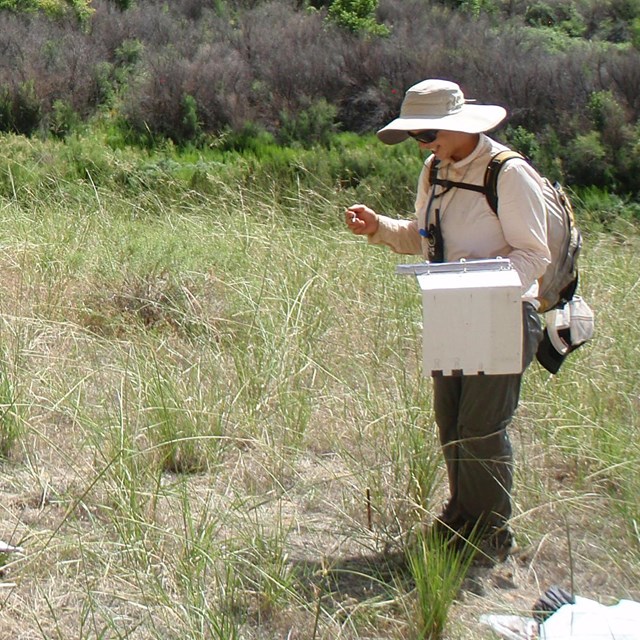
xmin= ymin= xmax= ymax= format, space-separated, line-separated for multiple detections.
xmin=377 ymin=79 xmax=507 ymax=145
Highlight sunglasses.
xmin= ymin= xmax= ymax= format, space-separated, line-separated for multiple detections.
xmin=408 ymin=130 xmax=439 ymax=144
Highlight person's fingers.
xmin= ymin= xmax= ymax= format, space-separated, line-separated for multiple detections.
xmin=345 ymin=211 xmax=367 ymax=230
xmin=345 ymin=204 xmax=377 ymax=235
xmin=345 ymin=209 xmax=359 ymax=224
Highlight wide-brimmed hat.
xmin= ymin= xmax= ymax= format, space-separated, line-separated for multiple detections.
xmin=377 ymin=79 xmax=507 ymax=145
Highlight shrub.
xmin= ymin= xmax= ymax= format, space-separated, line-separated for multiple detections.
xmin=573 ymin=186 xmax=640 ymax=230
xmin=0 ymin=81 xmax=42 ymax=135
xmin=632 ymin=15 xmax=640 ymax=47
xmin=563 ymin=131 xmax=613 ymax=188
xmin=215 ymin=121 xmax=277 ymax=154
xmin=612 ymin=123 xmax=640 ymax=195
xmin=0 ymin=0 xmax=93 ymax=21
xmin=115 ymin=38 xmax=144 ymax=67
xmin=185 ymin=43 xmax=253 ymax=134
xmin=450 ymin=0 xmax=500 ymax=17
xmin=48 ymin=99 xmax=80 ymax=138
xmin=528 ymin=125 xmax=565 ymax=182
xmin=120 ymin=53 xmax=201 ymax=145
xmin=276 ymin=99 xmax=338 ymax=147
xmin=0 ymin=0 xmax=639 ymax=198
xmin=602 ymin=47 xmax=640 ymax=122
xmin=327 ymin=0 xmax=390 ymax=35
xmin=588 ymin=89 xmax=625 ymax=131
xmin=525 ymin=1 xmax=586 ymax=36
xmin=91 ymin=61 xmax=117 ymax=107
xmin=234 ymin=2 xmax=346 ymax=119
xmin=109 ymin=0 xmax=133 ymax=9
xmin=588 ymin=89 xmax=631 ymax=152
xmin=180 ymin=94 xmax=202 ymax=143
xmin=503 ymin=125 xmax=541 ymax=162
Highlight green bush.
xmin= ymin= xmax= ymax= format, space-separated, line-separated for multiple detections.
xmin=564 ymin=131 xmax=613 ymax=188
xmin=613 ymin=123 xmax=640 ymax=195
xmin=92 ymin=61 xmax=116 ymax=108
xmin=632 ymin=15 xmax=640 ymax=47
xmin=525 ymin=1 xmax=585 ymax=36
xmin=326 ymin=0 xmax=389 ymax=35
xmin=503 ymin=125 xmax=541 ymax=162
xmin=215 ymin=122 xmax=277 ymax=154
xmin=115 ymin=38 xmax=144 ymax=67
xmin=181 ymin=94 xmax=202 ymax=144
xmin=0 ymin=81 xmax=42 ymax=136
xmin=573 ymin=186 xmax=640 ymax=230
xmin=276 ymin=99 xmax=338 ymax=148
xmin=0 ymin=0 xmax=93 ymax=20
xmin=457 ymin=0 xmax=500 ymax=18
xmin=48 ymin=99 xmax=80 ymax=139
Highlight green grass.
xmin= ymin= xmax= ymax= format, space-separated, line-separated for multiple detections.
xmin=407 ymin=530 xmax=478 ymax=639
xmin=0 ymin=131 xmax=638 ymax=638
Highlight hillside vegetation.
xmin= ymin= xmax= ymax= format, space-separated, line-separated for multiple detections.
xmin=0 ymin=0 xmax=640 ymax=198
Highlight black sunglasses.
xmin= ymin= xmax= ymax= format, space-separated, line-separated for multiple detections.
xmin=408 ymin=130 xmax=439 ymax=144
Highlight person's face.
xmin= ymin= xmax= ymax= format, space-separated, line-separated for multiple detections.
xmin=409 ymin=129 xmax=479 ymax=162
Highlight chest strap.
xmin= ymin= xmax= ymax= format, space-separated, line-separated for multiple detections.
xmin=428 ymin=158 xmax=486 ymax=196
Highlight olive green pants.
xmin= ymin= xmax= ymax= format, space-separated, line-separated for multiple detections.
xmin=432 ymin=303 xmax=542 ymax=530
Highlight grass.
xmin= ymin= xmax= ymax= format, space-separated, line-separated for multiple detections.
xmin=0 ymin=131 xmax=638 ymax=638
xmin=407 ymin=531 xmax=478 ymax=639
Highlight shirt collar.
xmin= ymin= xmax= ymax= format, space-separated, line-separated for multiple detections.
xmin=451 ymin=133 xmax=490 ymax=170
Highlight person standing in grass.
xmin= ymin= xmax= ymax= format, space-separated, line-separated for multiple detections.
xmin=345 ymin=79 xmax=550 ymax=559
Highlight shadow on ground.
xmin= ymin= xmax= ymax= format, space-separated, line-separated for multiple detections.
xmin=288 ymin=545 xmax=510 ymax=612
xmin=289 ymin=549 xmax=412 ymax=605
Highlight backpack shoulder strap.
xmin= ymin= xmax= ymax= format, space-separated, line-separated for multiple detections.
xmin=428 ymin=157 xmax=486 ymax=195
xmin=429 ymin=151 xmax=527 ymax=210
xmin=428 ymin=156 xmax=439 ymax=185
xmin=484 ymin=150 xmax=527 ymax=214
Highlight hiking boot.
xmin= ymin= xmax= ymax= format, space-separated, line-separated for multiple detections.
xmin=472 ymin=526 xmax=516 ymax=565
xmin=431 ymin=501 xmax=470 ymax=533
xmin=431 ymin=519 xmax=516 ymax=563
xmin=426 ymin=503 xmax=515 ymax=561
xmin=429 ymin=511 xmax=478 ymax=551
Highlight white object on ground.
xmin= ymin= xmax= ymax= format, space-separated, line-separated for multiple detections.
xmin=539 ymin=596 xmax=640 ymax=640
xmin=480 ymin=596 xmax=640 ymax=640
xmin=0 ymin=540 xmax=24 ymax=554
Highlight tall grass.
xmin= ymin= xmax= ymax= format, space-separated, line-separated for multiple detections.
xmin=524 ymin=230 xmax=640 ymax=540
xmin=0 ymin=131 xmax=638 ymax=638
xmin=407 ymin=531 xmax=478 ymax=639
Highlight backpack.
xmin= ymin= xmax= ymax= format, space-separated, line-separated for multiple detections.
xmin=429 ymin=150 xmax=582 ymax=313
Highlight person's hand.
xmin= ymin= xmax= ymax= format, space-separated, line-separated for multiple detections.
xmin=345 ymin=204 xmax=379 ymax=236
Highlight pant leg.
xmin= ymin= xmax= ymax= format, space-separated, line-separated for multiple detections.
xmin=432 ymin=375 xmax=463 ymax=519
xmin=432 ymin=302 xmax=542 ymax=528
xmin=454 ymin=372 xmax=520 ymax=527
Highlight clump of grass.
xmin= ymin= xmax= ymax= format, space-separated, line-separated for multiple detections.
xmin=143 ymin=354 xmax=229 ymax=474
xmin=406 ymin=531 xmax=477 ymax=639
xmin=0 ymin=349 xmax=24 ymax=459
xmin=79 ymin=270 xmax=219 ymax=339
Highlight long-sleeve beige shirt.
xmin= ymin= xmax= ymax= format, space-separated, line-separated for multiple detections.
xmin=368 ymin=134 xmax=551 ymax=304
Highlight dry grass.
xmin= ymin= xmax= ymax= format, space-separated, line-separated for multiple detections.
xmin=0 ymin=178 xmax=638 ymax=639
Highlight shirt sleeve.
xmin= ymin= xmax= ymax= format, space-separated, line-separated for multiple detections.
xmin=366 ymin=161 xmax=429 ymax=256
xmin=367 ymin=215 xmax=423 ymax=255
xmin=495 ymin=159 xmax=551 ymax=292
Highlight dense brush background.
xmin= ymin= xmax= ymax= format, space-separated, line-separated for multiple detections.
xmin=1 ymin=0 xmax=640 ymax=198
